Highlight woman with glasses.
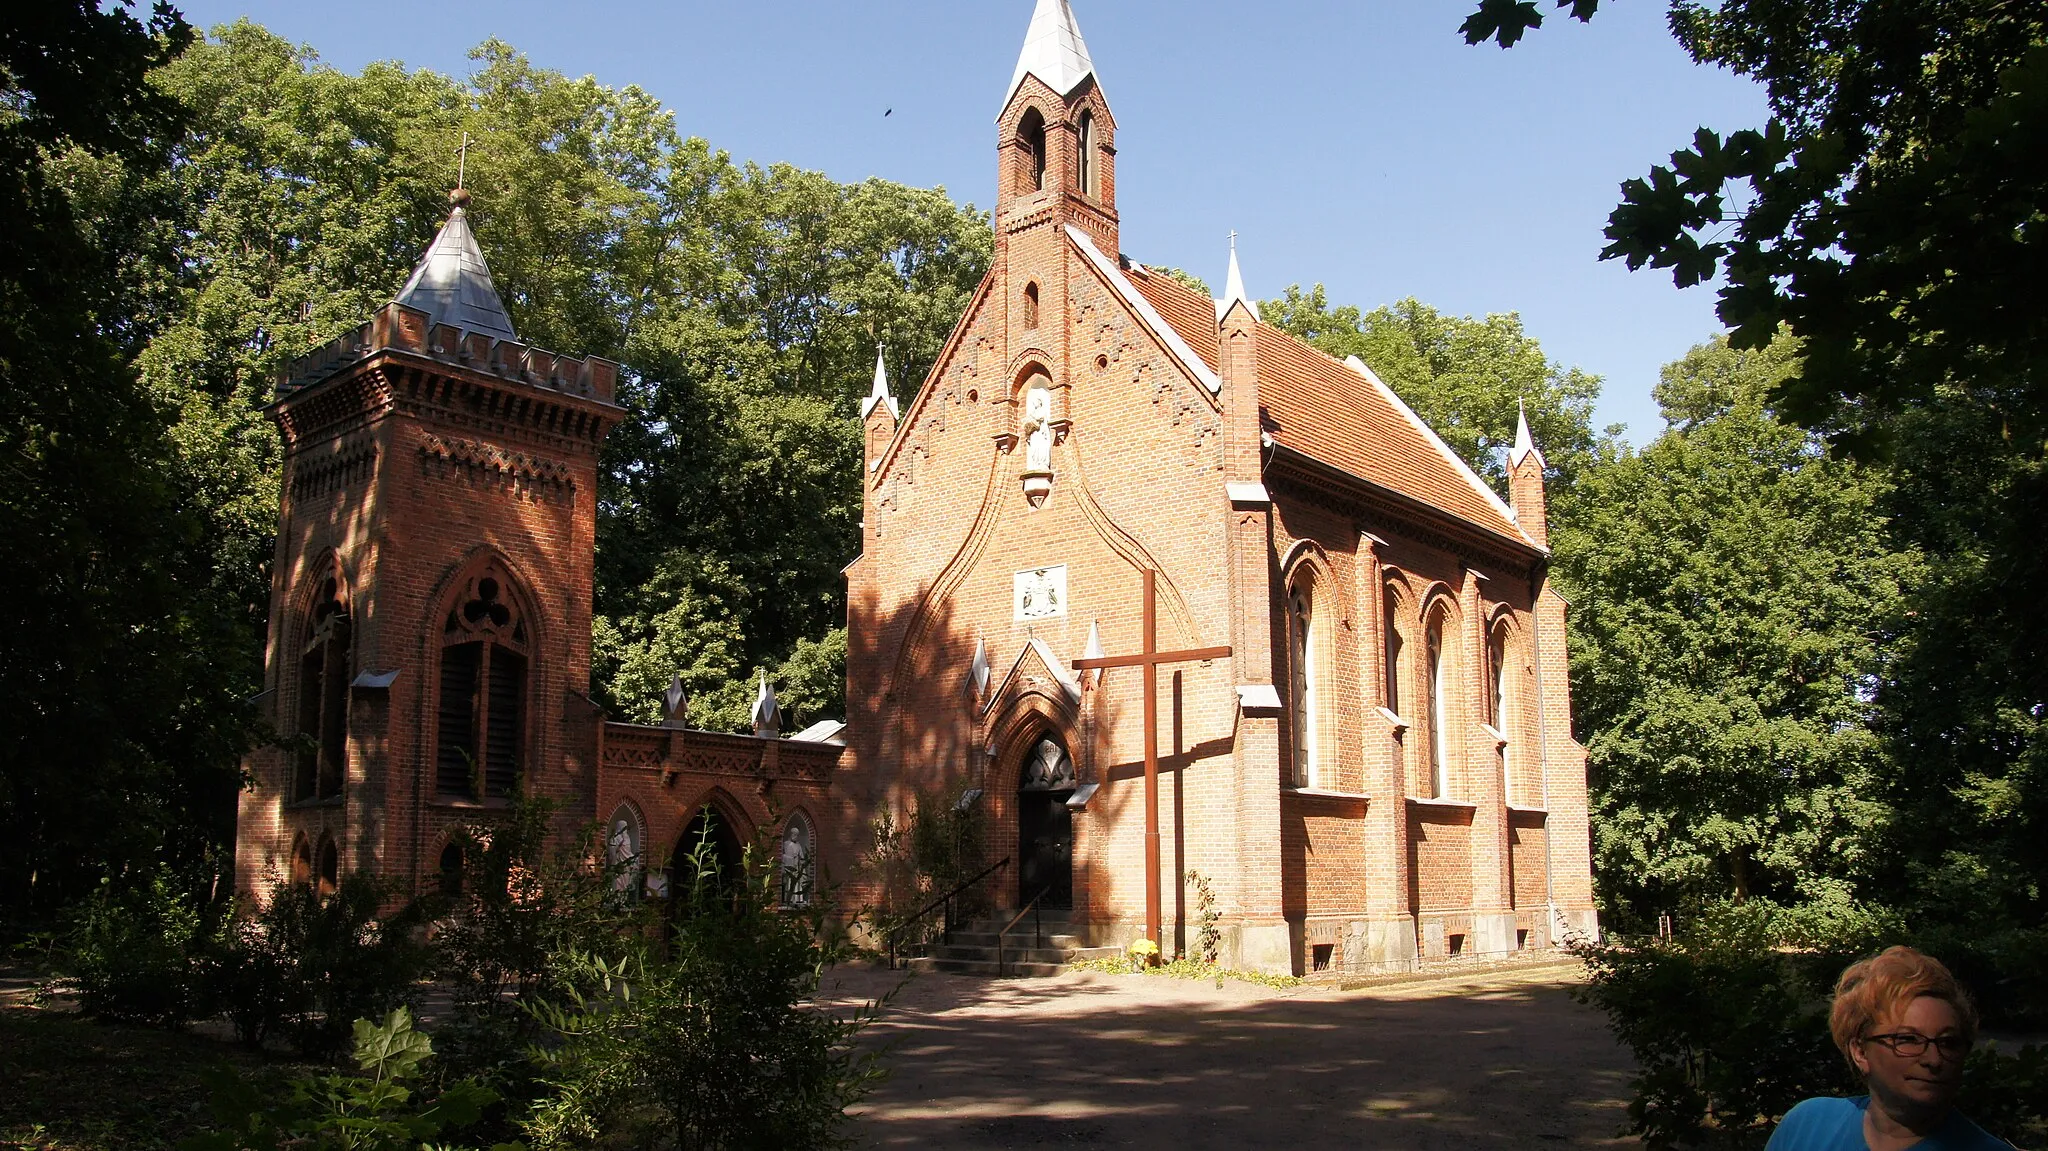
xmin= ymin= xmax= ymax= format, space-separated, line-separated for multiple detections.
xmin=1766 ymin=945 xmax=2009 ymax=1149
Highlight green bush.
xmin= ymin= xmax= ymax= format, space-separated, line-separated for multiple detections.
xmin=859 ymin=785 xmax=987 ymax=951
xmin=1574 ymin=901 xmax=2048 ymax=1149
xmin=202 ymin=872 xmax=434 ymax=1057
xmin=180 ymin=1008 xmax=517 ymax=1151
xmin=70 ymin=874 xmax=209 ymax=1027
xmin=520 ymin=831 xmax=883 ymax=1150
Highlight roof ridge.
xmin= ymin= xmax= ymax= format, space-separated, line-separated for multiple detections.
xmin=1065 ymin=226 xmax=1220 ymax=393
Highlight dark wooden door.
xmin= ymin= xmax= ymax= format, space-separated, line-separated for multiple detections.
xmin=1018 ymin=790 xmax=1073 ymax=910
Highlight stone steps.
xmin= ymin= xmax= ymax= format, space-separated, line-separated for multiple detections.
xmin=902 ymin=915 xmax=1122 ymax=978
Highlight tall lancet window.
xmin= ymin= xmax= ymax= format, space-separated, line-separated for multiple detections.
xmin=1076 ymin=110 xmax=1095 ymax=195
xmin=1383 ymin=588 xmax=1405 ymax=718
xmin=435 ymin=568 xmax=529 ymax=800
xmin=1018 ymin=108 xmax=1047 ymax=193
xmin=1489 ymin=621 xmax=1515 ymax=796
xmin=1426 ymin=614 xmax=1450 ymax=798
xmin=294 ymin=571 xmax=351 ymax=802
xmin=1024 ymin=282 xmax=1040 ymax=330
xmin=1290 ymin=582 xmax=1316 ymax=788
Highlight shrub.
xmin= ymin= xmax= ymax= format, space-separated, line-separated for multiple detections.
xmin=1575 ymin=901 xmax=2048 ymax=1149
xmin=201 ymin=871 xmax=434 ymax=1057
xmin=859 ymin=785 xmax=988 ymax=951
xmin=70 ymin=874 xmax=208 ymax=1027
xmin=521 ymin=832 xmax=883 ymax=1150
xmin=179 ymin=1008 xmax=514 ymax=1151
xmin=1185 ymin=869 xmax=1221 ymax=965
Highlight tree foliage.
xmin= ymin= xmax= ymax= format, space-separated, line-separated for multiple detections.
xmin=1556 ymin=332 xmax=1918 ymax=920
xmin=1463 ymin=0 xmax=2048 ymax=932
xmin=1261 ymin=286 xmax=1615 ymax=497
xmin=0 ymin=0 xmax=264 ymax=922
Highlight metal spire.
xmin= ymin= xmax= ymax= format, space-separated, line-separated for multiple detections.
xmin=1510 ymin=398 xmax=1544 ymax=468
xmin=394 ymin=183 xmax=518 ymax=341
xmin=1216 ymin=230 xmax=1260 ymax=322
xmin=751 ymin=672 xmax=782 ymax=738
xmin=1006 ymin=0 xmax=1097 ymax=106
xmin=860 ymin=344 xmax=899 ymax=420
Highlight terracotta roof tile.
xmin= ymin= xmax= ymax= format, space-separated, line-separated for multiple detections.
xmin=1121 ymin=259 xmax=1531 ymax=547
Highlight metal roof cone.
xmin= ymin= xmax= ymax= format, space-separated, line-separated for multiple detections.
xmin=861 ymin=344 xmax=899 ymax=420
xmin=1006 ymin=0 xmax=1097 ymax=107
xmin=1217 ymin=233 xmax=1260 ymax=322
xmin=395 ymin=205 xmax=517 ymax=340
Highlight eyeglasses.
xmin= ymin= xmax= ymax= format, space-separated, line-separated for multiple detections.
xmin=1862 ymin=1032 xmax=1971 ymax=1058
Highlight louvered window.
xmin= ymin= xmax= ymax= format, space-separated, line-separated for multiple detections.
xmin=294 ymin=574 xmax=350 ymax=802
xmin=434 ymin=570 xmax=529 ymax=800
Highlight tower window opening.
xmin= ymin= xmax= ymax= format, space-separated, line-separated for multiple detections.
xmin=1018 ymin=109 xmax=1047 ymax=193
xmin=1024 ymin=282 xmax=1040 ymax=330
xmin=1077 ymin=110 xmax=1096 ymax=195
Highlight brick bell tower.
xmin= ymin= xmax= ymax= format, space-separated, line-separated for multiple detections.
xmin=236 ymin=188 xmax=625 ymax=900
xmin=995 ymin=0 xmax=1119 ymax=411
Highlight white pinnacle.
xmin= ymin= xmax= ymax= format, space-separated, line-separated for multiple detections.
xmin=969 ymin=634 xmax=991 ymax=699
xmin=1006 ymin=0 xmax=1097 ymax=108
xmin=751 ymin=672 xmax=782 ymax=737
xmin=860 ymin=345 xmax=899 ymax=421
xmin=1510 ymin=398 xmax=1544 ymax=468
xmin=1216 ymin=232 xmax=1260 ymax=323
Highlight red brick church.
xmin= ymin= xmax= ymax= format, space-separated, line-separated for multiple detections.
xmin=236 ymin=0 xmax=1597 ymax=975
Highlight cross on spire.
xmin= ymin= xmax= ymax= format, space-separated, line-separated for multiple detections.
xmin=455 ymin=132 xmax=472 ymax=195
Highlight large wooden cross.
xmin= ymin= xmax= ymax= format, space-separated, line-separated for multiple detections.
xmin=1072 ymin=569 xmax=1230 ymax=951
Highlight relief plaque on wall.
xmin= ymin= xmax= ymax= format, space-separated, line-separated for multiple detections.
xmin=1013 ymin=565 xmax=1067 ymax=621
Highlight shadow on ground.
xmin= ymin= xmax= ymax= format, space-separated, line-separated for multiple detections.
xmin=820 ymin=965 xmax=1636 ymax=1150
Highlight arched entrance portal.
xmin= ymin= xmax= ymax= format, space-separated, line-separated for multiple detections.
xmin=1017 ymin=737 xmax=1076 ymax=909
xmin=671 ymin=804 xmax=745 ymax=907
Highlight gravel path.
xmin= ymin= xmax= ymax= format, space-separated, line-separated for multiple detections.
xmin=818 ymin=960 xmax=1638 ymax=1149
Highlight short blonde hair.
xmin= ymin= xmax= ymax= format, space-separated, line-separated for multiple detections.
xmin=1828 ymin=945 xmax=1978 ymax=1058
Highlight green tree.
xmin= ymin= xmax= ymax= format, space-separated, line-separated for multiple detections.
xmin=1462 ymin=0 xmax=2048 ymax=929
xmin=0 ymin=0 xmax=271 ymax=920
xmin=1556 ymin=333 xmax=1919 ymax=921
xmin=1261 ymin=287 xmax=1614 ymax=498
xmin=522 ymin=832 xmax=881 ymax=1151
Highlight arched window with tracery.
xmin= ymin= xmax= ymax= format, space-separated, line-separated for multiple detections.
xmin=780 ymin=813 xmax=815 ymax=908
xmin=293 ymin=570 xmax=351 ymax=802
xmin=1076 ymin=110 xmax=1096 ymax=195
xmin=1017 ymin=108 xmax=1047 ymax=193
xmin=435 ymin=566 xmax=529 ymax=800
xmin=1425 ymin=607 xmax=1452 ymax=799
xmin=1288 ymin=579 xmax=1318 ymax=788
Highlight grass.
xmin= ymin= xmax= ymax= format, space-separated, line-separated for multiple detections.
xmin=1066 ymin=955 xmax=1302 ymax=989
xmin=0 ymin=1004 xmax=315 ymax=1151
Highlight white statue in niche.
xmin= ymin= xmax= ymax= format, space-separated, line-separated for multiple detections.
xmin=1023 ymin=385 xmax=1053 ymax=472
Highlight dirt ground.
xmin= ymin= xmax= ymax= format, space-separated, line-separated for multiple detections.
xmin=818 ymin=960 xmax=1638 ymax=1150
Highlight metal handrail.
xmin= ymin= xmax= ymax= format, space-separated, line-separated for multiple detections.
xmin=885 ymin=857 xmax=1009 ymax=969
xmin=996 ymin=890 xmax=1047 ymax=977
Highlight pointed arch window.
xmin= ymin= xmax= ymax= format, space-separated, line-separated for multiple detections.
xmin=290 ymin=835 xmax=313 ymax=887
xmin=1017 ymin=108 xmax=1047 ymax=193
xmin=1426 ymin=612 xmax=1450 ymax=799
xmin=1076 ymin=110 xmax=1096 ymax=195
xmin=1289 ymin=581 xmax=1318 ymax=788
xmin=780 ymin=813 xmax=815 ymax=908
xmin=1024 ymin=282 xmax=1040 ymax=330
xmin=435 ymin=568 xmax=529 ymax=800
xmin=438 ymin=842 xmax=465 ymax=898
xmin=316 ymin=835 xmax=339 ymax=897
xmin=1383 ymin=587 xmax=1405 ymax=718
xmin=293 ymin=572 xmax=351 ymax=802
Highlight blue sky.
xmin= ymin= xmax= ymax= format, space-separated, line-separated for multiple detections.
xmin=172 ymin=0 xmax=1771 ymax=442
